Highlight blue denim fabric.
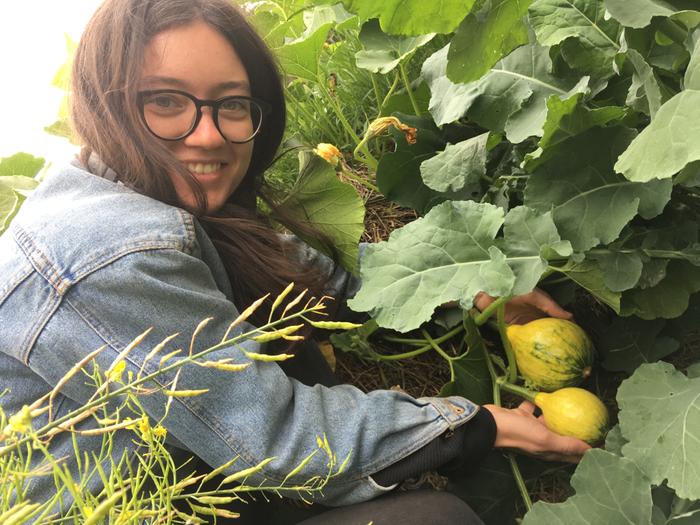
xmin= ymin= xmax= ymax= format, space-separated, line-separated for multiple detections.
xmin=0 ymin=161 xmax=480 ymax=510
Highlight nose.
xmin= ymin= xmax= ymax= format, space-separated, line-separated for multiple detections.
xmin=183 ymin=107 xmax=226 ymax=148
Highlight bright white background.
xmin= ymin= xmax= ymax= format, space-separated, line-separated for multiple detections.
xmin=0 ymin=1 xmax=102 ymax=164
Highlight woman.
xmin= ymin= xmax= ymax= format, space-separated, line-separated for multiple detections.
xmin=0 ymin=0 xmax=589 ymax=522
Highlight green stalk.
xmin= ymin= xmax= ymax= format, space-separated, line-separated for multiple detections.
xmin=480 ymin=342 xmax=502 ymax=406
xmin=370 ymin=73 xmax=383 ymax=113
xmin=497 ymin=379 xmax=538 ymax=404
xmin=398 ymin=62 xmax=421 ymax=116
xmin=508 ymin=454 xmax=533 ymax=512
xmin=317 ymin=82 xmax=378 ymax=170
xmin=339 ymin=167 xmax=379 ymax=193
xmin=422 ymin=330 xmax=455 ymax=382
xmin=478 ymin=334 xmax=531 ymax=511
xmin=474 ymin=295 xmax=511 ymax=326
xmin=373 ymin=324 xmax=464 ymax=362
xmin=379 ymin=72 xmax=401 ymax=114
xmin=657 ymin=18 xmax=689 ymax=45
xmin=1 ymin=307 xmax=324 ymax=456
xmin=369 ymin=346 xmax=433 ymax=361
xmin=497 ymin=303 xmax=518 ymax=384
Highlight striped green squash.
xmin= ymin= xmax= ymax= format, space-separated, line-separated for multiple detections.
xmin=506 ymin=318 xmax=594 ymax=392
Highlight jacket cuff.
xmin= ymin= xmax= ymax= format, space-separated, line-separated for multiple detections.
xmin=370 ymin=407 xmax=496 ymax=488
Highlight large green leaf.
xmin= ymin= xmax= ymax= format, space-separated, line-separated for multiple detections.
xmin=349 ymin=202 xmax=569 ymax=331
xmin=337 ymin=0 xmax=478 ymax=35
xmin=0 ymin=152 xmax=45 ymax=178
xmin=526 ymin=127 xmax=672 ymax=252
xmin=529 ymin=0 xmax=622 ymax=76
xmin=625 ymin=48 xmax=664 ymax=117
xmin=685 ymin=40 xmax=700 ymax=89
xmin=591 ymin=250 xmax=644 ymax=291
xmin=605 ymin=0 xmax=700 ymax=29
xmin=598 ymin=317 xmax=680 ymax=373
xmin=275 ymin=22 xmax=333 ymax=82
xmin=281 ymin=156 xmax=365 ymax=272
xmin=423 ymin=43 xmax=587 ymax=142
xmin=522 ymin=449 xmax=653 ymax=525
xmin=618 ymin=362 xmax=700 ymax=500
xmin=0 ymin=183 xmax=20 ymax=234
xmin=376 ymin=122 xmax=483 ymax=214
xmin=498 ymin=206 xmax=573 ymax=294
xmin=355 ymin=19 xmax=435 ymax=74
xmin=446 ymin=0 xmax=534 ymax=84
xmin=419 ymin=133 xmax=489 ymax=192
xmin=615 ymin=90 xmax=700 ymax=182
xmin=523 ymin=91 xmax=627 ymax=168
xmin=621 ymin=261 xmax=700 ymax=319
xmin=556 ymin=259 xmax=622 ymax=311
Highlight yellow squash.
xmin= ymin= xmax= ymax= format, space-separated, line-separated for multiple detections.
xmin=506 ymin=318 xmax=594 ymax=392
xmin=534 ymin=387 xmax=609 ymax=445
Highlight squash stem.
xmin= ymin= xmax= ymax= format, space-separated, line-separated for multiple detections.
xmin=497 ymin=379 xmax=537 ymax=404
xmin=474 ymin=295 xmax=511 ymax=326
xmin=508 ymin=454 xmax=533 ymax=512
xmin=497 ymin=303 xmax=518 ymax=384
xmin=476 ymin=325 xmax=532 ymax=512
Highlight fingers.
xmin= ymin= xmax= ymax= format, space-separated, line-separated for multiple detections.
xmin=527 ymin=289 xmax=573 ymax=320
xmin=517 ymin=400 xmax=537 ymax=415
xmin=545 ymin=435 xmax=591 ymax=463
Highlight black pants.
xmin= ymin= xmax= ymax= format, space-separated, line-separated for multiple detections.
xmin=177 ymin=342 xmax=485 ymax=525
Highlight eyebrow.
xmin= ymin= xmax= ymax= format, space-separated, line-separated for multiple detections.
xmin=141 ymin=76 xmax=250 ymax=93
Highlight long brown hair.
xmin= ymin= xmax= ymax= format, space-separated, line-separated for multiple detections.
xmin=70 ymin=0 xmax=337 ymax=329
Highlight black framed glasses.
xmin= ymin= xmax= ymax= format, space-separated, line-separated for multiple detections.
xmin=137 ymin=89 xmax=271 ymax=143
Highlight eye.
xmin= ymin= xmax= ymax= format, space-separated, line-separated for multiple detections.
xmin=143 ymin=93 xmax=189 ymax=112
xmin=219 ymin=97 xmax=250 ymax=113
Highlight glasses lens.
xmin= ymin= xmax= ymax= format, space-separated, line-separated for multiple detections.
xmin=141 ymin=92 xmax=196 ymax=140
xmin=217 ymin=97 xmax=263 ymax=143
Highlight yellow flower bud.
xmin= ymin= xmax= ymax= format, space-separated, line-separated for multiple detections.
xmin=5 ymin=405 xmax=33 ymax=435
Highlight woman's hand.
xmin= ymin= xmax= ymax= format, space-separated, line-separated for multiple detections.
xmin=475 ymin=288 xmax=573 ymax=325
xmin=483 ymin=402 xmax=590 ymax=463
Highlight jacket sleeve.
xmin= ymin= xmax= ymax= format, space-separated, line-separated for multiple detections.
xmin=27 ymin=245 xmax=479 ymax=506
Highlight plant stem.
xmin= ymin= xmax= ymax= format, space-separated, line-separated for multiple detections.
xmin=497 ymin=379 xmax=537 ymax=404
xmin=340 ymin=167 xmax=379 ymax=193
xmin=474 ymin=295 xmax=511 ymax=326
xmin=369 ymin=346 xmax=433 ymax=361
xmin=657 ymin=18 xmax=689 ymax=45
xmin=497 ymin=303 xmax=518 ymax=384
xmin=480 ymin=341 xmax=502 ymax=405
xmin=398 ymin=62 xmax=421 ymax=116
xmin=379 ymin=72 xmax=401 ymax=113
xmin=373 ymin=324 xmax=464 ymax=362
xmin=382 ymin=336 xmax=428 ymax=346
xmin=317 ymin=82 xmax=379 ymax=170
xmin=476 ymin=324 xmax=532 ymax=512
xmin=370 ymin=73 xmax=383 ymax=113
xmin=508 ymin=454 xmax=533 ymax=512
xmin=422 ymin=330 xmax=455 ymax=382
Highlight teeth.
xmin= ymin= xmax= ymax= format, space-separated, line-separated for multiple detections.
xmin=186 ymin=163 xmax=222 ymax=174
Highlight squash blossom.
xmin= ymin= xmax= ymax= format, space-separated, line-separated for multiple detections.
xmin=313 ymin=143 xmax=343 ymax=167
xmin=367 ymin=116 xmax=417 ymax=144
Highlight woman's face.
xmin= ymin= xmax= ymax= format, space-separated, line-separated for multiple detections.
xmin=140 ymin=21 xmax=255 ymax=213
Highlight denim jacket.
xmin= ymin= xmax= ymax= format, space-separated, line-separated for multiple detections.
xmin=0 ymin=160 xmax=479 ymax=509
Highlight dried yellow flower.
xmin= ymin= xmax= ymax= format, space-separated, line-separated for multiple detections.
xmin=313 ymin=143 xmax=343 ymax=167
xmin=366 ymin=116 xmax=417 ymax=144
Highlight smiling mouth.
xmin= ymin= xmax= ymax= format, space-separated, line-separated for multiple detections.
xmin=185 ymin=162 xmax=227 ymax=174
